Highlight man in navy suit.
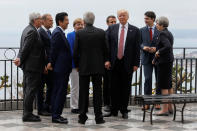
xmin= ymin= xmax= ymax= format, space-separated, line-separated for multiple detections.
xmin=103 ymin=15 xmax=117 ymax=112
xmin=37 ymin=14 xmax=53 ymax=116
xmin=104 ymin=9 xmax=140 ymax=119
xmin=140 ymin=11 xmax=161 ymax=110
xmin=47 ymin=12 xmax=72 ymax=124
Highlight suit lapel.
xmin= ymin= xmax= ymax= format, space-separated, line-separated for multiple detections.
xmin=114 ymin=24 xmax=119 ymax=50
xmin=40 ymin=27 xmax=50 ymax=40
xmin=145 ymin=26 xmax=151 ymax=43
xmin=153 ymin=27 xmax=159 ymax=41
xmin=125 ymin=24 xmax=133 ymax=49
xmin=57 ymin=27 xmax=71 ymax=51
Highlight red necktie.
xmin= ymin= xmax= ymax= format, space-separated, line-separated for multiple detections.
xmin=118 ymin=25 xmax=125 ymax=59
xmin=149 ymin=28 xmax=153 ymax=41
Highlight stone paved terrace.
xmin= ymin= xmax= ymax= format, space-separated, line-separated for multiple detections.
xmin=1 ymin=105 xmax=197 ymax=131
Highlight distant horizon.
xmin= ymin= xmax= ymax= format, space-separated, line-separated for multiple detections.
xmin=1 ymin=28 xmax=197 ymax=48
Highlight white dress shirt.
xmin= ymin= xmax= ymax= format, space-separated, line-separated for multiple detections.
xmin=118 ymin=23 xmax=128 ymax=54
xmin=57 ymin=26 xmax=65 ymax=33
xmin=42 ymin=25 xmax=49 ymax=32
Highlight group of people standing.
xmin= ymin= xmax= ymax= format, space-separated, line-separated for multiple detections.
xmin=14 ymin=9 xmax=174 ymax=125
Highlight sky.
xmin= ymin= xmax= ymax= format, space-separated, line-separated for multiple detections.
xmin=0 ymin=0 xmax=197 ymax=46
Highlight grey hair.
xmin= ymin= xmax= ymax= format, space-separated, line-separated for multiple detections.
xmin=156 ymin=16 xmax=169 ymax=28
xmin=42 ymin=14 xmax=51 ymax=21
xmin=83 ymin=12 xmax=95 ymax=25
xmin=29 ymin=12 xmax=41 ymax=24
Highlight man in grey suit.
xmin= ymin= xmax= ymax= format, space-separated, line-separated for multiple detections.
xmin=14 ymin=12 xmax=45 ymax=122
xmin=140 ymin=11 xmax=161 ymax=110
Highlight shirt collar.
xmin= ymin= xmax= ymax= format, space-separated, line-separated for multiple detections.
xmin=42 ymin=25 xmax=49 ymax=32
xmin=120 ymin=22 xmax=128 ymax=29
xmin=148 ymin=24 xmax=156 ymax=29
xmin=30 ymin=24 xmax=39 ymax=31
xmin=57 ymin=26 xmax=65 ymax=33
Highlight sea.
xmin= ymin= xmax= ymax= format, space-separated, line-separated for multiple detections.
xmin=0 ymin=32 xmax=197 ymax=100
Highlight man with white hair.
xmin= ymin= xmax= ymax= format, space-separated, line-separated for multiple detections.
xmin=14 ymin=12 xmax=45 ymax=122
xmin=73 ymin=11 xmax=110 ymax=125
xmin=105 ymin=9 xmax=140 ymax=119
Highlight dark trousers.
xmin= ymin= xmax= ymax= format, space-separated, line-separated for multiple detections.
xmin=103 ymin=69 xmax=111 ymax=106
xmin=143 ymin=64 xmax=161 ymax=95
xmin=157 ymin=62 xmax=173 ymax=90
xmin=111 ymin=59 xmax=133 ymax=114
xmin=23 ymin=71 xmax=42 ymax=116
xmin=79 ymin=74 xmax=103 ymax=119
xmin=51 ymin=72 xmax=69 ymax=119
xmin=37 ymin=70 xmax=53 ymax=112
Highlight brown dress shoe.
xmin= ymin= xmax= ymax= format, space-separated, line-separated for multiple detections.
xmin=142 ymin=105 xmax=150 ymax=110
xmin=155 ymin=104 xmax=161 ymax=110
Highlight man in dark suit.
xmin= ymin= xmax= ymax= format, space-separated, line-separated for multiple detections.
xmin=103 ymin=15 xmax=117 ymax=112
xmin=47 ymin=12 xmax=72 ymax=124
xmin=140 ymin=11 xmax=161 ymax=110
xmin=37 ymin=14 xmax=53 ymax=116
xmin=105 ymin=9 xmax=140 ymax=119
xmin=14 ymin=12 xmax=45 ymax=122
xmin=73 ymin=12 xmax=110 ymax=125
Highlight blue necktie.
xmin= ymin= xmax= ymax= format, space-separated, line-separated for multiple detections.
xmin=47 ymin=30 xmax=51 ymax=38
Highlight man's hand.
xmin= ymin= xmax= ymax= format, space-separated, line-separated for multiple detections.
xmin=43 ymin=66 xmax=48 ymax=74
xmin=152 ymin=60 xmax=155 ymax=65
xmin=143 ymin=46 xmax=150 ymax=52
xmin=149 ymin=47 xmax=156 ymax=53
xmin=155 ymin=51 xmax=160 ymax=58
xmin=133 ymin=66 xmax=138 ymax=72
xmin=105 ymin=61 xmax=111 ymax=70
xmin=76 ymin=68 xmax=79 ymax=72
xmin=13 ymin=58 xmax=20 ymax=66
xmin=47 ymin=63 xmax=53 ymax=71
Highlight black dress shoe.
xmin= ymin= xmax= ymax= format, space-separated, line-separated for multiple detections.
xmin=78 ymin=115 xmax=88 ymax=125
xmin=23 ymin=114 xmax=41 ymax=122
xmin=122 ymin=113 xmax=128 ymax=119
xmin=103 ymin=112 xmax=118 ymax=117
xmin=127 ymin=109 xmax=131 ymax=112
xmin=38 ymin=111 xmax=51 ymax=116
xmin=60 ymin=116 xmax=68 ymax=121
xmin=52 ymin=117 xmax=68 ymax=124
xmin=31 ymin=114 xmax=40 ymax=119
xmin=71 ymin=109 xmax=80 ymax=114
xmin=95 ymin=119 xmax=105 ymax=124
xmin=104 ymin=105 xmax=111 ymax=112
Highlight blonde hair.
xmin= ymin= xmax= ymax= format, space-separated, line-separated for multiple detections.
xmin=117 ymin=9 xmax=129 ymax=17
xmin=73 ymin=18 xmax=83 ymax=27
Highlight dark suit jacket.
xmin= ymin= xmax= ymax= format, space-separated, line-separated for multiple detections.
xmin=17 ymin=24 xmax=45 ymax=73
xmin=140 ymin=26 xmax=159 ymax=65
xmin=73 ymin=25 xmax=109 ymax=76
xmin=50 ymin=27 xmax=72 ymax=74
xmin=106 ymin=23 xmax=141 ymax=74
xmin=154 ymin=28 xmax=174 ymax=64
xmin=38 ymin=27 xmax=51 ymax=64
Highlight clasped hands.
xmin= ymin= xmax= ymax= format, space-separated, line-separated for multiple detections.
xmin=143 ymin=46 xmax=156 ymax=54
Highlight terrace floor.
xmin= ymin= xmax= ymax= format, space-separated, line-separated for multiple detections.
xmin=1 ymin=105 xmax=197 ymax=131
